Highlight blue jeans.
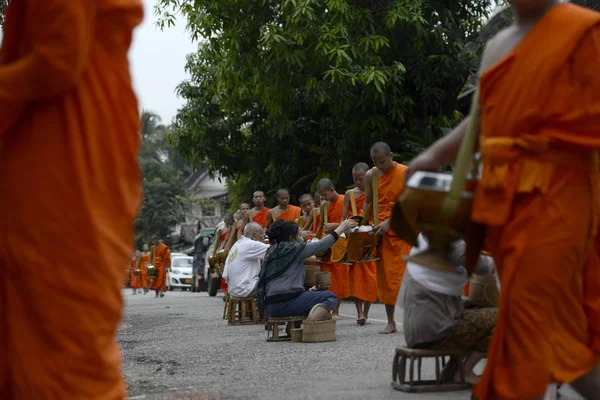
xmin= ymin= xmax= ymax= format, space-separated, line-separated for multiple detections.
xmin=267 ymin=291 xmax=338 ymax=317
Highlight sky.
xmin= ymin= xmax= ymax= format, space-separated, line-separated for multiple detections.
xmin=129 ymin=0 xmax=198 ymax=125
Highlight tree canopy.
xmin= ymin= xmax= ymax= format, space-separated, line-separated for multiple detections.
xmin=156 ymin=0 xmax=496 ymax=205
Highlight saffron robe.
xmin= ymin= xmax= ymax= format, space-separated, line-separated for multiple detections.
xmin=129 ymin=259 xmax=140 ymax=289
xmin=275 ymin=205 xmax=302 ymax=223
xmin=151 ymin=243 xmax=171 ymax=292
xmin=138 ymin=252 xmax=150 ymax=288
xmin=318 ymin=194 xmax=350 ymax=299
xmin=0 ymin=1 xmax=143 ymax=398
xmin=472 ymin=5 xmax=600 ymax=399
xmin=374 ymin=162 xmax=412 ymax=305
xmin=348 ymin=192 xmax=378 ymax=303
xmin=250 ymin=208 xmax=270 ymax=228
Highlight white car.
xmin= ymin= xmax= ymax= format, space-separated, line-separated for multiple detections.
xmin=167 ymin=256 xmax=193 ymax=291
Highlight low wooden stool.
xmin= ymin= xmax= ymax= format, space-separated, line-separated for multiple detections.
xmin=227 ymin=296 xmax=260 ymax=325
xmin=391 ymin=347 xmax=469 ymax=393
xmin=266 ymin=316 xmax=305 ymax=342
xmin=222 ymin=294 xmax=230 ymax=320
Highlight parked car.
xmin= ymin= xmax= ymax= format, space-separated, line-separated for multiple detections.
xmin=167 ymin=255 xmax=193 ymax=291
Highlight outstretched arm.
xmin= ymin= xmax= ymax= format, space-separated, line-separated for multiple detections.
xmin=364 ymin=169 xmax=374 ymax=216
xmin=265 ymin=210 xmax=274 ymax=229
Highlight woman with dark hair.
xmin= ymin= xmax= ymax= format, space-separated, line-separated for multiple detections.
xmin=258 ymin=219 xmax=357 ymax=320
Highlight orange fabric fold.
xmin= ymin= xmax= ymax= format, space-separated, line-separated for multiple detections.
xmin=252 ymin=208 xmax=270 ymax=228
xmin=472 ymin=5 xmax=600 ymax=399
xmin=276 ymin=205 xmax=302 ymax=222
xmin=348 ymin=192 xmax=377 ymax=302
xmin=0 ymin=1 xmax=143 ymax=398
xmin=318 ymin=195 xmax=350 ymax=299
xmin=374 ymin=163 xmax=412 ymax=305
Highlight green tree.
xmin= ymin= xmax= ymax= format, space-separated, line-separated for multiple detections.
xmin=156 ymin=0 xmax=496 ymax=203
xmin=0 ymin=0 xmax=8 ymax=27
xmin=135 ymin=112 xmax=191 ymax=247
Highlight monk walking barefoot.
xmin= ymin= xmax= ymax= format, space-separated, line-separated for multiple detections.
xmin=0 ymin=1 xmax=143 ymax=398
xmin=266 ymin=189 xmax=302 ymax=228
xmin=408 ymin=2 xmax=600 ymax=398
xmin=342 ymin=163 xmax=378 ymax=326
xmin=365 ymin=142 xmax=412 ymax=334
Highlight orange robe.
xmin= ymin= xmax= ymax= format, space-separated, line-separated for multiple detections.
xmin=0 ymin=1 xmax=143 ymax=398
xmin=139 ymin=252 xmax=150 ymax=288
xmin=275 ymin=205 xmax=302 ymax=222
xmin=151 ymin=243 xmax=171 ymax=292
xmin=219 ymin=231 xmax=228 ymax=293
xmin=318 ymin=195 xmax=350 ymax=299
xmin=129 ymin=259 xmax=140 ymax=289
xmin=348 ymin=193 xmax=378 ymax=303
xmin=375 ymin=163 xmax=412 ymax=305
xmin=472 ymin=5 xmax=600 ymax=399
xmin=251 ymin=208 xmax=270 ymax=228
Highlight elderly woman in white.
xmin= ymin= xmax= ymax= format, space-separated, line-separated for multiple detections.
xmin=397 ymin=233 xmax=498 ymax=385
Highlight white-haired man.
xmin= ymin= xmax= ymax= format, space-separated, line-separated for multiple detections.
xmin=223 ymin=222 xmax=270 ymax=298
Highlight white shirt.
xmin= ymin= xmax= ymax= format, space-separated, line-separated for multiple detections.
xmin=223 ymin=236 xmax=270 ymax=298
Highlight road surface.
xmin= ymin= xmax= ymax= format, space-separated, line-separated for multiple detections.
xmin=118 ymin=291 xmax=583 ymax=400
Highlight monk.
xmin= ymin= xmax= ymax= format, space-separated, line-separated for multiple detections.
xmin=364 ymin=142 xmax=412 ymax=334
xmin=266 ymin=189 xmax=302 ymax=228
xmin=150 ymin=236 xmax=171 ymax=298
xmin=299 ymin=193 xmax=320 ymax=238
xmin=238 ymin=191 xmax=270 ymax=238
xmin=342 ymin=162 xmax=378 ymax=326
xmin=129 ymin=252 xmax=141 ymax=295
xmin=139 ymin=244 xmax=151 ymax=294
xmin=235 ymin=202 xmax=251 ymax=235
xmin=407 ymin=2 xmax=600 ymax=398
xmin=0 ymin=0 xmax=144 ymax=398
xmin=316 ymin=178 xmax=349 ymax=318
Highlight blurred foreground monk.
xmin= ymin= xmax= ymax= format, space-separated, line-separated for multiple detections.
xmin=407 ymin=2 xmax=600 ymax=398
xmin=342 ymin=162 xmax=378 ymax=326
xmin=266 ymin=188 xmax=302 ymax=228
xmin=139 ymin=244 xmax=151 ymax=294
xmin=238 ymin=191 xmax=270 ymax=237
xmin=0 ymin=0 xmax=144 ymax=398
xmin=317 ymin=178 xmax=349 ymax=318
xmin=365 ymin=142 xmax=412 ymax=334
xmin=151 ymin=236 xmax=171 ymax=298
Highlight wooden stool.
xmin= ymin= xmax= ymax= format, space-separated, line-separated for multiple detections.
xmin=266 ymin=316 xmax=305 ymax=342
xmin=391 ymin=347 xmax=469 ymax=393
xmin=227 ymin=296 xmax=260 ymax=325
xmin=222 ymin=294 xmax=230 ymax=320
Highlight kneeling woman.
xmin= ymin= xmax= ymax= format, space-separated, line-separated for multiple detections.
xmin=258 ymin=219 xmax=357 ymax=320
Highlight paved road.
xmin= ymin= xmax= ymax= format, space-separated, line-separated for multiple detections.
xmin=118 ymin=290 xmax=583 ymax=400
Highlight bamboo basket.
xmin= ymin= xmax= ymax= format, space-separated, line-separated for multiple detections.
xmin=304 ymin=265 xmax=321 ymax=287
xmin=302 ymin=319 xmax=336 ymax=342
xmin=315 ymin=272 xmax=331 ymax=290
xmin=291 ymin=328 xmax=304 ymax=343
xmin=469 ymin=274 xmax=499 ymax=307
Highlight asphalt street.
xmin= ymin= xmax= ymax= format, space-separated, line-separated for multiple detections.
xmin=118 ymin=290 xmax=584 ymax=400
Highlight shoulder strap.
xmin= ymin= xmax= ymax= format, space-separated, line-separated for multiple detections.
xmin=372 ymin=167 xmax=379 ymax=225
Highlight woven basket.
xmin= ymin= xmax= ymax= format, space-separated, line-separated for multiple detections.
xmin=302 ymin=319 xmax=336 ymax=343
xmin=469 ymin=274 xmax=499 ymax=307
xmin=291 ymin=328 xmax=304 ymax=342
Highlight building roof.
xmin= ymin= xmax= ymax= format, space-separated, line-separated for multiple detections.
xmin=185 ymin=169 xmax=228 ymax=199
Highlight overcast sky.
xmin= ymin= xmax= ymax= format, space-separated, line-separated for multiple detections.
xmin=130 ymin=0 xmax=197 ymax=125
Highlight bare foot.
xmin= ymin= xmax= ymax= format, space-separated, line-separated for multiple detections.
xmin=440 ymin=359 xmax=457 ymax=382
xmin=379 ymin=322 xmax=397 ymax=334
xmin=332 ymin=314 xmax=341 ymax=321
xmin=357 ymin=317 xmax=366 ymax=326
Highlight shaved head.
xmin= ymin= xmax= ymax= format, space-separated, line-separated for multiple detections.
xmin=370 ymin=141 xmax=392 ymax=155
xmin=352 ymin=162 xmax=370 ymax=173
xmin=299 ymin=193 xmax=313 ymax=202
xmin=316 ymin=178 xmax=335 ymax=191
xmin=276 ymin=188 xmax=289 ymax=198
